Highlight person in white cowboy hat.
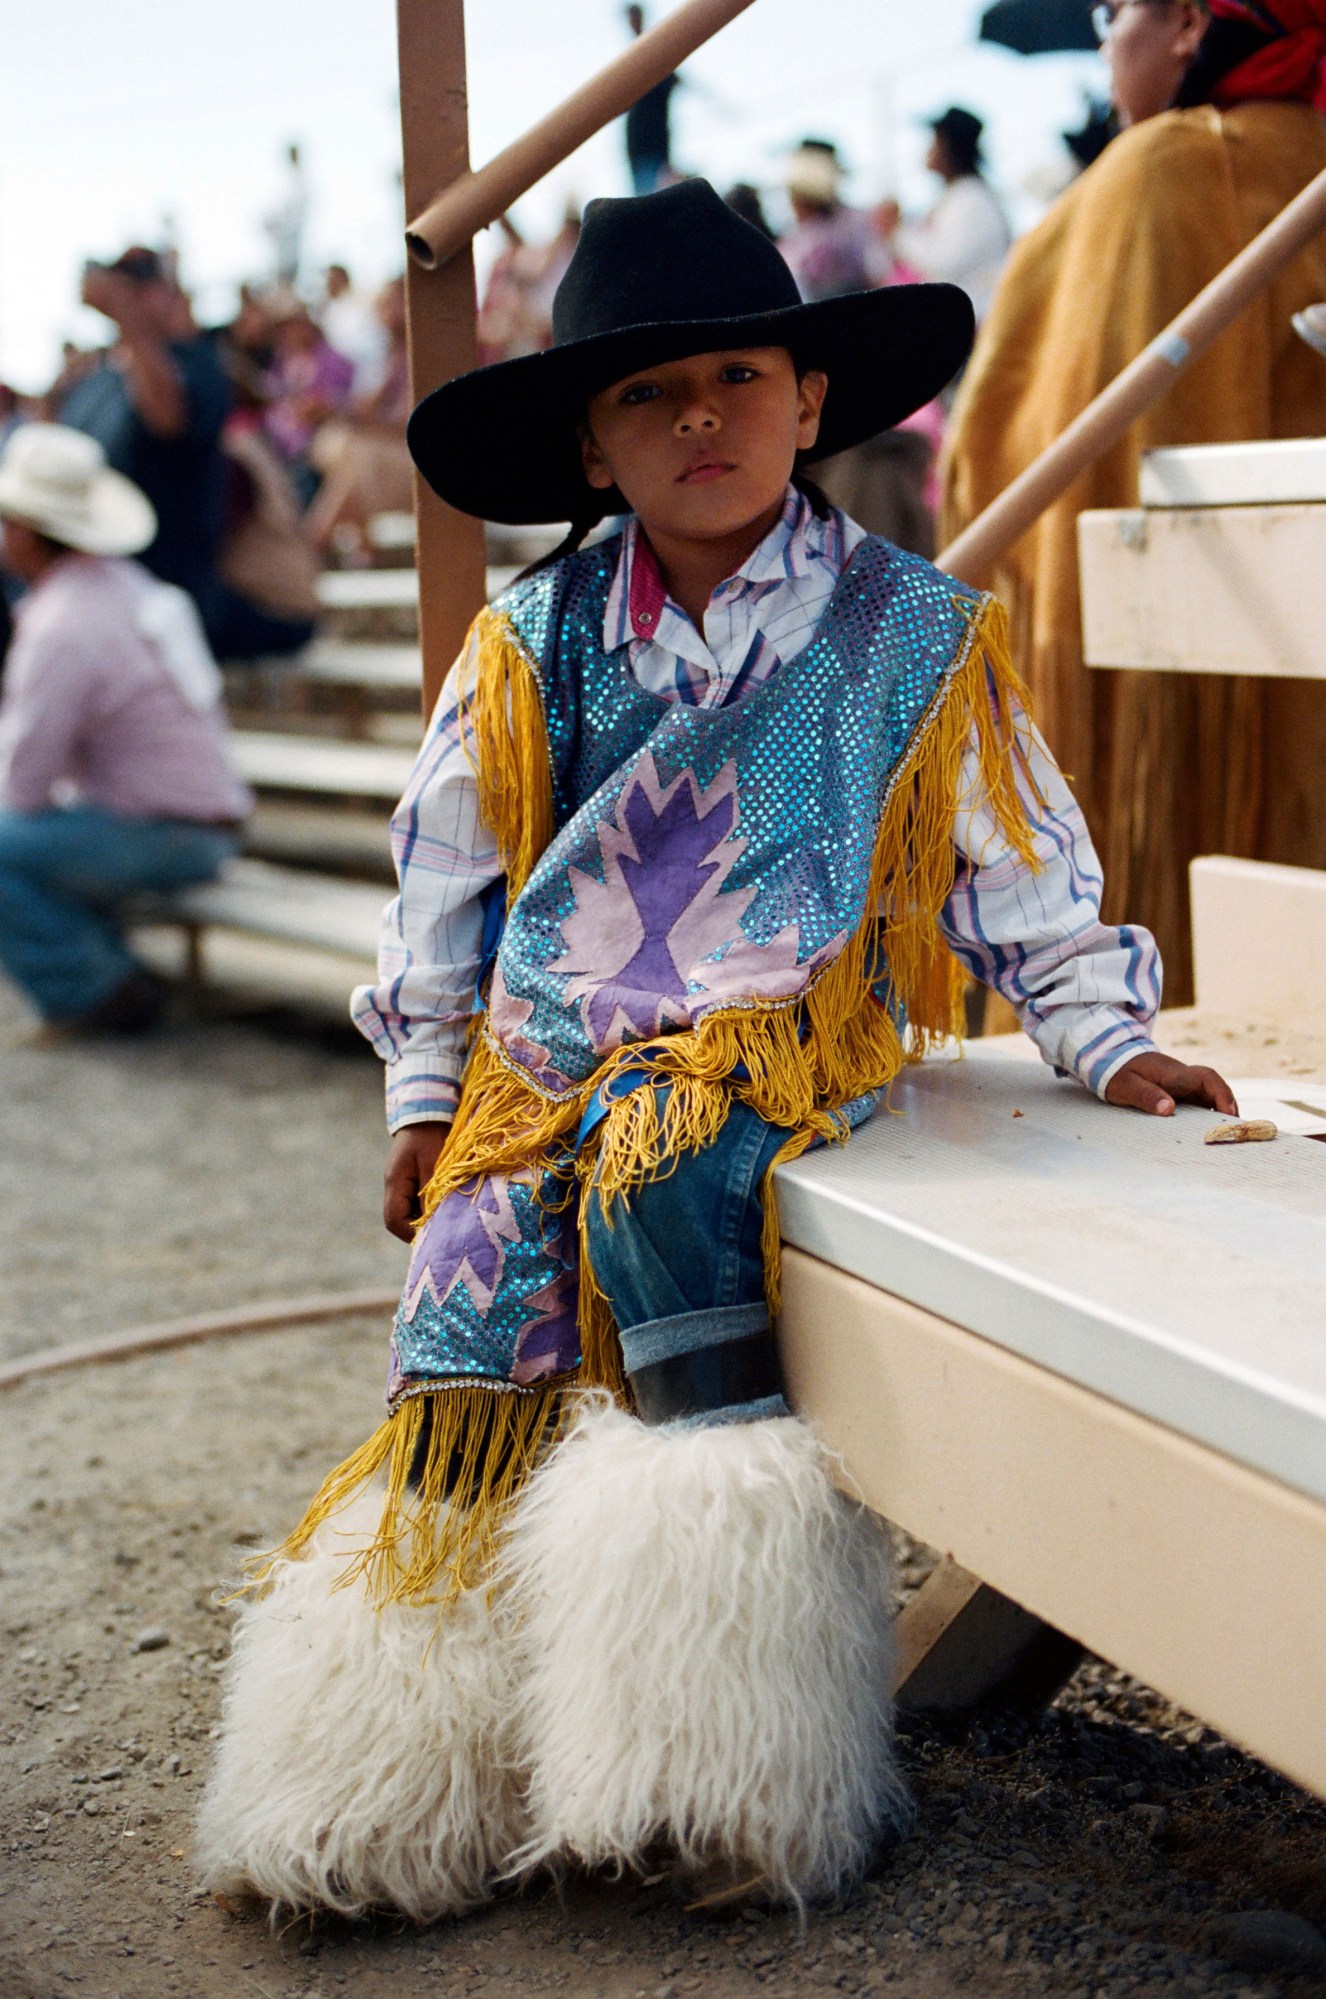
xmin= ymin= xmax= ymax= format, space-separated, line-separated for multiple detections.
xmin=0 ymin=423 xmax=251 ymax=1034
xmin=779 ymin=139 xmax=881 ymax=305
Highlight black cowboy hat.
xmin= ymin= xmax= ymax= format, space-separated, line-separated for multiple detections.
xmin=407 ymin=178 xmax=974 ymax=526
xmin=928 ymin=106 xmax=986 ymax=170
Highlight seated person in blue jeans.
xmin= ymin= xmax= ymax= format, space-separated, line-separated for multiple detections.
xmin=0 ymin=424 xmax=251 ymax=1033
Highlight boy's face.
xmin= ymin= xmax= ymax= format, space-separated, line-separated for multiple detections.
xmin=580 ymin=347 xmax=827 ymax=545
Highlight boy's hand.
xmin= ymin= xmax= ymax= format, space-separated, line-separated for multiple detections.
xmin=1104 ymin=1052 xmax=1238 ymax=1120
xmin=384 ymin=1121 xmax=452 ymax=1242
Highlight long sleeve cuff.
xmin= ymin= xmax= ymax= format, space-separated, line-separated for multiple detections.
xmin=384 ymin=1047 xmax=465 ymax=1133
xmin=1024 ymin=1005 xmax=1159 ymax=1101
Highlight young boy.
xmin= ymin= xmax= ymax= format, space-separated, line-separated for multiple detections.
xmin=199 ymin=182 xmax=1235 ymax=1921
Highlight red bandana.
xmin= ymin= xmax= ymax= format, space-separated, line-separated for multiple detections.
xmin=1207 ymin=0 xmax=1326 ymax=109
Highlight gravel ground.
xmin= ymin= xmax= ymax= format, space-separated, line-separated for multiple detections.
xmin=0 ymin=981 xmax=406 ymax=1362
xmin=2 ymin=981 xmax=1325 ymax=1999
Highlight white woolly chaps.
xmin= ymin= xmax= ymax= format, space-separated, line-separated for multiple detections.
xmin=500 ymin=1395 xmax=906 ymax=1905
xmin=194 ymin=1492 xmax=527 ymax=1922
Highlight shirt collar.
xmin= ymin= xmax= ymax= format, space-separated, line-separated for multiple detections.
xmin=605 ymin=484 xmax=821 ymax=653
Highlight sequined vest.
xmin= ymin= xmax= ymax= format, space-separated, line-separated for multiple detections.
xmin=485 ymin=532 xmax=982 ymax=1097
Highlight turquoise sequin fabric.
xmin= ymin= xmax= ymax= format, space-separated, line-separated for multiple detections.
xmin=487 ymin=533 xmax=981 ymax=1092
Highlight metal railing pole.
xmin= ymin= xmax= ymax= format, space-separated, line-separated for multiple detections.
xmin=405 ymin=0 xmax=758 ymax=270
xmin=397 ymin=0 xmax=489 ymax=716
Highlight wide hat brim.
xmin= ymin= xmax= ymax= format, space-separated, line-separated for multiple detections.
xmin=408 ymin=283 xmax=974 ymax=527
xmin=0 ymin=460 xmax=157 ymax=558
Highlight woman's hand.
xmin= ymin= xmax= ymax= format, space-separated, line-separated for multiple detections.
xmin=383 ymin=1121 xmax=452 ymax=1242
xmin=1104 ymin=1052 xmax=1237 ymax=1119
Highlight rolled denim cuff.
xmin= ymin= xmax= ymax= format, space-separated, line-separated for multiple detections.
xmin=619 ymin=1302 xmax=769 ymax=1372
xmin=620 ymin=1303 xmax=788 ymax=1428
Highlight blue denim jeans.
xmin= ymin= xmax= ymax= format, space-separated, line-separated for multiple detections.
xmin=584 ymin=1086 xmax=793 ymax=1425
xmin=0 ymin=805 xmax=238 ymax=1019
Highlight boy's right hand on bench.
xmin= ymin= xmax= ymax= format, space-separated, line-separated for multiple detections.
xmin=383 ymin=1122 xmax=452 ymax=1242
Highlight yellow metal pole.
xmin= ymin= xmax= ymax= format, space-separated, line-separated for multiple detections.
xmin=397 ymin=0 xmax=488 ymax=718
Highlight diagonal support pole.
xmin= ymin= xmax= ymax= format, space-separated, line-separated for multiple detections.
xmin=405 ymin=0 xmax=758 ymax=271
xmin=938 ymin=163 xmax=1326 ymax=585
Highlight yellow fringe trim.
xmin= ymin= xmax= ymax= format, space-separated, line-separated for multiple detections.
xmin=266 ymin=592 xmax=1037 ymax=1606
xmin=246 ymin=1383 xmax=563 ymax=1606
xmin=457 ymin=606 xmax=555 ymax=903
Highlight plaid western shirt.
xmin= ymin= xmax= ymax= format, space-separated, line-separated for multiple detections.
xmin=352 ymin=489 xmax=1159 ymax=1129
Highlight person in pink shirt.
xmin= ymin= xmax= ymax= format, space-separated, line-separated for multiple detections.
xmin=262 ymin=297 xmax=355 ymax=503
xmin=0 ymin=424 xmax=251 ymax=1033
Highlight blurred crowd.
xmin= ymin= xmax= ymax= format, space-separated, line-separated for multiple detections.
xmin=0 ymin=74 xmax=1028 ymax=691
xmin=0 ymin=251 xmax=413 ymax=671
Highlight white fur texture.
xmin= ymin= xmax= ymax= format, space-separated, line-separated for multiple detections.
xmin=195 ymin=1492 xmax=526 ymax=1921
xmin=501 ymin=1396 xmax=906 ymax=1905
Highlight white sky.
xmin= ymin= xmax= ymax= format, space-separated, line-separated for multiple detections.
xmin=0 ymin=0 xmax=1105 ymax=394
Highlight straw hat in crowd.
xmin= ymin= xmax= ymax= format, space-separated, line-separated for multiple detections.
xmin=0 ymin=423 xmax=157 ymax=558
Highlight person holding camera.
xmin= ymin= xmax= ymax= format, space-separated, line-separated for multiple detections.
xmin=60 ymin=247 xmax=231 ymax=643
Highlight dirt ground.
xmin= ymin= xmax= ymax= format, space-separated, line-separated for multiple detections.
xmin=0 ymin=988 xmax=406 ymax=1365
xmin=3 ymin=984 xmax=1326 ymax=1999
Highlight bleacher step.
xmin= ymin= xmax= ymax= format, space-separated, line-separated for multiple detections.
xmin=298 ymin=640 xmax=423 ymax=692
xmin=314 ymin=564 xmax=520 ymax=612
xmin=166 ymin=858 xmax=386 ymax=959
xmin=1140 ymin=438 xmax=1326 ymax=508
xmin=245 ymin=801 xmax=396 ymax=877
xmin=230 ymin=731 xmax=415 ymax=801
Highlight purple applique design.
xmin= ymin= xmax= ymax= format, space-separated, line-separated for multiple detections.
xmin=402 ymin=1174 xmax=522 ymax=1323
xmin=547 ymin=755 xmax=830 ymax=1054
xmin=511 ymin=1266 xmax=581 ymax=1385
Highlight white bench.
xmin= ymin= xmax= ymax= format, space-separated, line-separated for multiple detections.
xmin=366 ymin=510 xmax=417 ymax=552
xmin=1077 ymin=439 xmax=1326 ymax=678
xmin=316 ymin=568 xmax=421 ymax=612
xmin=223 ymin=731 xmax=410 ymax=906
xmin=132 ymin=858 xmax=386 ymax=1005
xmin=1191 ymin=855 xmax=1326 ymax=1034
xmin=297 ymin=639 xmax=422 ymax=694
xmin=243 ymin=801 xmax=395 ymax=877
xmin=774 ymin=1044 xmax=1326 ymax=1795
xmin=164 ymin=857 xmax=386 ymax=959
